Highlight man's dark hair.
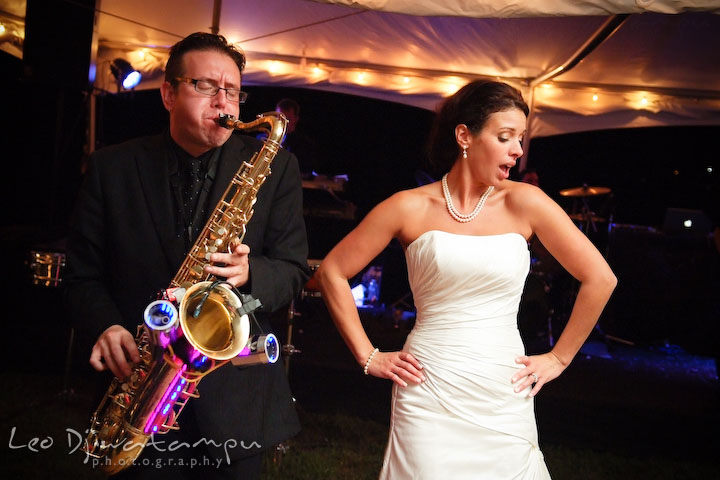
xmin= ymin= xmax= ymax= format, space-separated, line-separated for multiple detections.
xmin=427 ymin=80 xmax=529 ymax=175
xmin=276 ymin=98 xmax=300 ymax=116
xmin=165 ymin=32 xmax=246 ymax=86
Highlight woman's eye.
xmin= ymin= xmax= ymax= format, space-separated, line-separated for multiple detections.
xmin=499 ymin=137 xmax=509 ymax=142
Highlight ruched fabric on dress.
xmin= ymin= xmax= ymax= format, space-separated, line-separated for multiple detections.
xmin=379 ymin=231 xmax=551 ymax=480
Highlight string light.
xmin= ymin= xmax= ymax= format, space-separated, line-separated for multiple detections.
xmin=268 ymin=61 xmax=282 ymax=74
xmin=92 ymin=48 xmax=694 ymax=114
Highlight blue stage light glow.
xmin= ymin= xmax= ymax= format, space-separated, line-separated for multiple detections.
xmin=266 ymin=335 xmax=279 ymax=363
xmin=123 ymin=70 xmax=141 ymax=89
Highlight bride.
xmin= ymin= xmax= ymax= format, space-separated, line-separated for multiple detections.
xmin=315 ymin=80 xmax=616 ymax=479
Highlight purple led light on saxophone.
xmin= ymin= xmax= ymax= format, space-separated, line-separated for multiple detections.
xmin=144 ymin=365 xmax=187 ymax=434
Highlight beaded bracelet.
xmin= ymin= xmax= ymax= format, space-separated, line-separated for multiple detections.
xmin=363 ymin=347 xmax=379 ymax=375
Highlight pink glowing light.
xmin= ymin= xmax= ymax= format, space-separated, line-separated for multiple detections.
xmin=144 ymin=365 xmax=187 ymax=434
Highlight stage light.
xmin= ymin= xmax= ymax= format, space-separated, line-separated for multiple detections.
xmin=110 ymin=58 xmax=142 ymax=90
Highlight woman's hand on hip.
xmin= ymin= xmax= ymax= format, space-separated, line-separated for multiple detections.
xmin=367 ymin=351 xmax=426 ymax=387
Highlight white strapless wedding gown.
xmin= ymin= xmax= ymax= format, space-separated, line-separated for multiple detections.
xmin=379 ymin=231 xmax=551 ymax=479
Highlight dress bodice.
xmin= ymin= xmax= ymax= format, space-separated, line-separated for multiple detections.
xmin=406 ymin=230 xmax=530 ymax=325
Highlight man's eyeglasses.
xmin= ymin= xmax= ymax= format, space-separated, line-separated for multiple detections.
xmin=175 ymin=77 xmax=248 ymax=104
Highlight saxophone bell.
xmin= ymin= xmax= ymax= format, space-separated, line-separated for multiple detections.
xmin=178 ymin=281 xmax=250 ymax=361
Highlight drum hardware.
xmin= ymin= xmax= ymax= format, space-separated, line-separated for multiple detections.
xmin=301 ymin=259 xmax=323 ymax=299
xmin=28 ymin=250 xmax=66 ymax=287
xmin=273 ymin=441 xmax=291 ymax=467
xmin=26 ymin=248 xmax=78 ymax=400
xmin=283 ymin=299 xmax=303 ymax=376
xmin=568 ymin=213 xmax=606 ymax=223
xmin=283 ymin=259 xmax=323 ymax=375
xmin=559 ymin=184 xmax=611 ymax=234
xmin=558 ymin=185 xmax=612 ymax=197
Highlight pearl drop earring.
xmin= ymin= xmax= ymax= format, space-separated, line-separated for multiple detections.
xmin=462 ymin=146 xmax=468 ymax=159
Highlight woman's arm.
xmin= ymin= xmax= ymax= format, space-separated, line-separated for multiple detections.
xmin=316 ymin=191 xmax=425 ymax=386
xmin=511 ymin=185 xmax=617 ymax=396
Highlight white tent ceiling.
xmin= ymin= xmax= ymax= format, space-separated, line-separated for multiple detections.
xmin=21 ymin=0 xmax=719 ymax=140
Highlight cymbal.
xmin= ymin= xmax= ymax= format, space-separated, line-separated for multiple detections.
xmin=559 ymin=186 xmax=611 ymax=197
xmin=568 ymin=213 xmax=606 ymax=223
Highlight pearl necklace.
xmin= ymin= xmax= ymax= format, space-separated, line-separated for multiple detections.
xmin=441 ymin=173 xmax=494 ymax=223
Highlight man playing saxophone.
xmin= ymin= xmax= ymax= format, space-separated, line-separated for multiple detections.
xmin=64 ymin=32 xmax=309 ymax=479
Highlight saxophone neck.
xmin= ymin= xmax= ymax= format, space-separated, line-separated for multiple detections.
xmin=217 ymin=112 xmax=288 ymax=145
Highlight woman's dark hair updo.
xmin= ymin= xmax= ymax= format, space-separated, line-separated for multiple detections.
xmin=427 ymin=80 xmax=528 ymax=175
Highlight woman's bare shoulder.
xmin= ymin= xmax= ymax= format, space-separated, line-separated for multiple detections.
xmin=382 ymin=183 xmax=439 ymax=212
xmin=502 ymin=180 xmax=550 ymax=208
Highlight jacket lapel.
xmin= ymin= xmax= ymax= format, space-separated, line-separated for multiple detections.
xmin=136 ymin=135 xmax=186 ymax=272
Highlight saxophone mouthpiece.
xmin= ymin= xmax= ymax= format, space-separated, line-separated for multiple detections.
xmin=217 ymin=113 xmax=237 ymax=129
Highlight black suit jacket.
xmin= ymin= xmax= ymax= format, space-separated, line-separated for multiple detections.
xmin=64 ymin=132 xmax=308 ymax=459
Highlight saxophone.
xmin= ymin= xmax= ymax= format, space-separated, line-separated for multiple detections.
xmin=81 ymin=112 xmax=288 ymax=474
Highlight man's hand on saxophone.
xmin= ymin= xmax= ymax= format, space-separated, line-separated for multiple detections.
xmin=89 ymin=324 xmax=140 ymax=378
xmin=203 ymin=243 xmax=251 ymax=288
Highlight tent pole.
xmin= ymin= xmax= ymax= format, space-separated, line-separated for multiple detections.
xmin=520 ymin=14 xmax=630 ymax=172
xmin=211 ymin=0 xmax=222 ymax=34
xmin=519 ymin=85 xmax=535 ymax=174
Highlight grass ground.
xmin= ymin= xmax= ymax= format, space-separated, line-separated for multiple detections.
xmin=3 ymin=366 xmax=718 ymax=480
